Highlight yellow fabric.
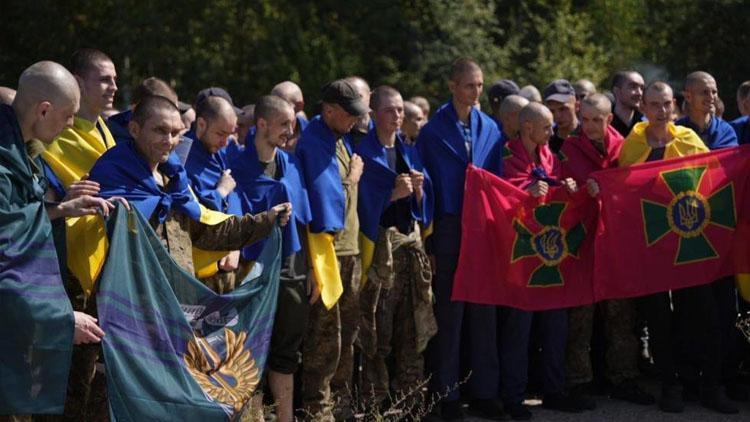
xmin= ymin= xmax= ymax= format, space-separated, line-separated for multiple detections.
xmin=42 ymin=117 xmax=115 ymax=295
xmin=618 ymin=121 xmax=709 ymax=167
xmin=359 ymin=233 xmax=376 ymax=286
xmin=192 ymin=201 xmax=233 ymax=279
xmin=737 ymin=274 xmax=750 ymax=303
xmin=307 ymin=228 xmax=343 ymax=309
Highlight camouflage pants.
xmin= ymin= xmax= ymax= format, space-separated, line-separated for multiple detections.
xmin=360 ymin=248 xmax=425 ymax=406
xmin=201 ymin=270 xmax=237 ymax=294
xmin=565 ymin=299 xmax=639 ymax=386
xmin=302 ymin=255 xmax=361 ymax=421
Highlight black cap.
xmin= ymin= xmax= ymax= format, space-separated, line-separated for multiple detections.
xmin=321 ymin=80 xmax=369 ymax=116
xmin=543 ymin=79 xmax=576 ymax=103
xmin=488 ymin=79 xmax=520 ymax=104
xmin=195 ymin=87 xmax=242 ymax=114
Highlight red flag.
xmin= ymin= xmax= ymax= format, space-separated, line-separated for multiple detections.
xmin=591 ymin=145 xmax=750 ymax=301
xmin=452 ymin=165 xmax=596 ymax=311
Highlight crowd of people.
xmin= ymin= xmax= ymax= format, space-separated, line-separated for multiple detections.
xmin=1 ymin=48 xmax=750 ymax=422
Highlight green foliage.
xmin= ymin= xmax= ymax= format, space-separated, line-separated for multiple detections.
xmin=0 ymin=0 xmax=746 ymax=117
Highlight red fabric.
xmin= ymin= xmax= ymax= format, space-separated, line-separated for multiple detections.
xmin=503 ymin=138 xmax=560 ymax=188
xmin=452 ymin=165 xmax=596 ymax=311
xmin=560 ymin=125 xmax=624 ymax=183
xmin=591 ymin=145 xmax=750 ymax=301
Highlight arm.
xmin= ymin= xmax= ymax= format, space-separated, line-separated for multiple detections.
xmin=190 ymin=203 xmax=291 ymax=250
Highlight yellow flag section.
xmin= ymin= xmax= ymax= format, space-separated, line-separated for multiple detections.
xmin=193 ymin=203 xmax=232 ymax=279
xmin=307 ymin=229 xmax=342 ymax=309
xmin=618 ymin=122 xmax=709 ymax=167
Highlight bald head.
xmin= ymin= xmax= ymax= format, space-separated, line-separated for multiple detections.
xmin=520 ymin=103 xmax=553 ymax=145
xmin=195 ymin=96 xmax=237 ymax=153
xmin=13 ymin=61 xmax=80 ymax=143
xmin=683 ymin=71 xmax=718 ymax=117
xmin=271 ymin=81 xmax=304 ymax=113
xmin=410 ymin=96 xmax=430 ymax=117
xmin=132 ymin=77 xmax=178 ymax=107
xmin=0 ymin=87 xmax=16 ymax=106
xmin=574 ymin=79 xmax=597 ymax=99
xmin=684 ymin=71 xmax=715 ymax=91
xmin=404 ymin=101 xmax=421 ymax=120
xmin=195 ymin=96 xmax=235 ymax=122
xmin=580 ymin=93 xmax=611 ymax=115
xmin=449 ymin=58 xmax=481 ymax=82
xmin=520 ymin=102 xmax=552 ymax=126
xmin=580 ymin=94 xmax=613 ymax=142
xmin=642 ymin=81 xmax=674 ymax=127
xmin=499 ymin=95 xmax=529 ymax=138
xmin=518 ymin=85 xmax=542 ymax=103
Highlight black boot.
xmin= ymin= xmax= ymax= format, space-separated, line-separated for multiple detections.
xmin=610 ymin=380 xmax=655 ymax=405
xmin=467 ymin=398 xmax=508 ymax=420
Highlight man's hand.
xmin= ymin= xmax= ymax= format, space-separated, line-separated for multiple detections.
xmin=218 ymin=250 xmax=240 ymax=272
xmin=49 ymin=195 xmax=115 ymax=220
xmin=562 ymin=177 xmax=578 ymax=193
xmin=410 ymin=170 xmax=425 ymax=202
xmin=307 ymin=271 xmax=321 ymax=305
xmin=268 ymin=202 xmax=292 ymax=227
xmin=346 ymin=154 xmax=364 ymax=185
xmin=63 ymin=178 xmax=100 ymax=201
xmin=73 ymin=311 xmax=105 ymax=345
xmin=527 ymin=180 xmax=549 ymax=198
xmin=216 ymin=170 xmax=236 ymax=198
xmin=586 ymin=178 xmax=600 ymax=197
xmin=391 ymin=174 xmax=413 ymax=201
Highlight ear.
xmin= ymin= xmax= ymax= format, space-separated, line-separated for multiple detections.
xmin=256 ymin=117 xmax=267 ymax=131
xmin=36 ymin=101 xmax=52 ymax=119
xmin=196 ymin=117 xmax=207 ymax=136
xmin=606 ymin=113 xmax=614 ymax=125
xmin=128 ymin=119 xmax=141 ymax=139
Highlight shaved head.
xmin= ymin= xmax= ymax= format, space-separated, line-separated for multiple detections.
xmin=645 ymin=81 xmax=673 ymax=101
xmin=132 ymin=77 xmax=177 ymax=106
xmin=684 ymin=71 xmax=715 ymax=91
xmin=450 ymin=58 xmax=481 ymax=82
xmin=370 ymin=85 xmax=401 ymax=111
xmin=0 ymin=87 xmax=16 ymax=105
xmin=500 ymin=95 xmax=530 ymax=116
xmin=404 ymin=101 xmax=422 ymax=120
xmin=520 ymin=102 xmax=552 ymax=126
xmin=271 ymin=81 xmax=304 ymax=113
xmin=574 ymin=79 xmax=596 ymax=99
xmin=255 ymin=95 xmax=294 ymax=123
xmin=580 ymin=93 xmax=611 ymax=115
xmin=410 ymin=96 xmax=430 ymax=116
xmin=519 ymin=85 xmax=542 ymax=103
xmin=195 ymin=95 xmax=235 ymax=122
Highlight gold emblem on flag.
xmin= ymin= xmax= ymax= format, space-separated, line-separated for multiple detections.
xmin=184 ymin=328 xmax=260 ymax=413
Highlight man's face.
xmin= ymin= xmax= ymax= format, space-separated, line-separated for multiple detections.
xmin=79 ymin=60 xmax=117 ymax=113
xmin=449 ymin=70 xmax=483 ymax=108
xmin=260 ymin=106 xmax=296 ymax=148
xmin=685 ymin=77 xmax=717 ymax=116
xmin=372 ymin=94 xmax=404 ymax=134
xmin=580 ymin=104 xmax=612 ymax=142
xmin=500 ymin=110 xmax=521 ymax=139
xmin=526 ymin=113 xmax=554 ymax=146
xmin=614 ymin=73 xmax=644 ymax=110
xmin=131 ymin=108 xmax=183 ymax=166
xmin=402 ymin=107 xmax=425 ymax=139
xmin=197 ymin=113 xmax=237 ymax=154
xmin=546 ymin=98 xmax=578 ymax=130
xmin=236 ymin=113 xmax=254 ymax=145
xmin=643 ymin=89 xmax=674 ymax=129
xmin=35 ymin=97 xmax=80 ymax=143
xmin=323 ymin=103 xmax=359 ymax=136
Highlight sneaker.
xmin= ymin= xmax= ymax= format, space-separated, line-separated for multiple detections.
xmin=658 ymin=385 xmax=684 ymax=413
xmin=467 ymin=398 xmax=508 ymax=420
xmin=541 ymin=392 xmax=587 ymax=413
xmin=569 ymin=385 xmax=597 ymax=410
xmin=440 ymin=399 xmax=465 ymax=420
xmin=610 ymin=380 xmax=655 ymax=405
xmin=504 ymin=402 xmax=532 ymax=421
xmin=700 ymin=387 xmax=739 ymax=414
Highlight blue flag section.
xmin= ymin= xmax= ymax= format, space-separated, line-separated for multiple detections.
xmin=97 ymin=205 xmax=281 ymax=421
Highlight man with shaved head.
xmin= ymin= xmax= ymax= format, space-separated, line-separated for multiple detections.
xmin=544 ymin=79 xmax=580 ymax=153
xmin=1 ymin=61 xmax=117 ymax=419
xmin=675 ymin=71 xmax=737 ymax=150
xmin=184 ymin=95 xmax=242 ymax=293
xmin=271 ymin=81 xmax=308 ymax=151
xmin=498 ymin=94 xmax=529 ymax=140
xmin=611 ymin=70 xmax=645 ymax=137
xmin=501 ymin=102 xmax=582 ymax=418
xmin=519 ymin=85 xmax=542 ymax=103
xmin=401 ymin=100 xmax=426 ymax=144
xmin=230 ymin=95 xmax=311 ymax=422
xmin=410 ymin=95 xmax=430 ymax=118
xmin=106 ymin=76 xmax=178 ymax=144
xmin=0 ymin=86 xmax=16 ymax=105
xmin=573 ymin=79 xmax=597 ymax=100
xmin=345 ymin=76 xmax=372 ymax=146
xmin=560 ymin=93 xmax=654 ymax=408
xmin=730 ymin=81 xmax=750 ymax=144
xmin=417 ymin=57 xmax=505 ymax=420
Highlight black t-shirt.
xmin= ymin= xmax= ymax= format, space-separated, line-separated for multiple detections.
xmin=612 ymin=109 xmax=643 ymax=138
xmin=380 ymin=146 xmax=414 ymax=235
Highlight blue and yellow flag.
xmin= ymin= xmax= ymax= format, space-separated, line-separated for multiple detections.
xmin=0 ymin=104 xmax=74 ymax=414
xmin=98 ymin=205 xmax=281 ymax=421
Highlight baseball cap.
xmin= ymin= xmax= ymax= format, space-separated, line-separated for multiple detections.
xmin=543 ymin=79 xmax=576 ymax=103
xmin=488 ymin=79 xmax=520 ymax=105
xmin=321 ymin=79 xmax=369 ymax=116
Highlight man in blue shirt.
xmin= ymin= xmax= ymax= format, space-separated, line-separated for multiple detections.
xmin=730 ymin=81 xmax=750 ymax=144
xmin=675 ymin=71 xmax=737 ymax=150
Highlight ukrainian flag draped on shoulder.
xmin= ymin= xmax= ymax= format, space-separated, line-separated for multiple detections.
xmin=618 ymin=121 xmax=709 ymax=167
xmin=40 ymin=116 xmax=115 ymax=297
xmin=416 ymin=102 xmax=503 ymax=219
xmin=231 ymin=134 xmax=311 ymax=260
xmin=184 ymin=131 xmax=243 ymax=215
xmin=355 ymin=130 xmax=434 ymax=282
xmin=88 ymin=142 xmax=232 ymax=281
xmin=98 ymin=204 xmax=281 ymax=421
xmin=0 ymin=105 xmax=74 ymax=414
xmin=295 ymin=116 xmax=349 ymax=308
